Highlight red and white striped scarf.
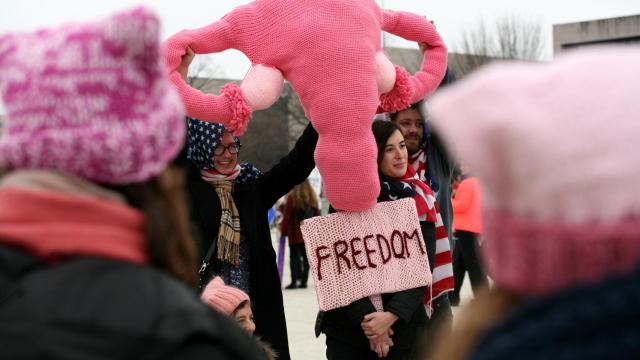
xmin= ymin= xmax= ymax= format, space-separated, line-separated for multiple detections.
xmin=426 ymin=201 xmax=455 ymax=309
xmin=200 ymin=164 xmax=241 ymax=183
xmin=379 ymin=166 xmax=454 ymax=316
xmin=399 ymin=167 xmax=438 ymax=223
xmin=409 ymin=149 xmax=428 ymax=186
xmin=403 ymin=169 xmax=454 ymax=315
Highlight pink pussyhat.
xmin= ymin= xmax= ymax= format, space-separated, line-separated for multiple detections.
xmin=201 ymin=277 xmax=250 ymax=316
xmin=429 ymin=46 xmax=640 ymax=296
xmin=0 ymin=7 xmax=185 ymax=184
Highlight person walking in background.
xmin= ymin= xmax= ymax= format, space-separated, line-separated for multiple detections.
xmin=449 ymin=164 xmax=488 ymax=306
xmin=0 ymin=7 xmax=264 ymax=359
xmin=279 ymin=179 xmax=319 ymax=289
xmin=428 ymin=46 xmax=640 ymax=360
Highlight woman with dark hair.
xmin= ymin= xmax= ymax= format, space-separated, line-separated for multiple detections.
xmin=319 ymin=120 xmax=441 ymax=360
xmin=0 ymin=8 xmax=263 ymax=359
xmin=280 ymin=179 xmax=320 ymax=289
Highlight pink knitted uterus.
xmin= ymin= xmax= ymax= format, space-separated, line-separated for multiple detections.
xmin=164 ymin=0 xmax=447 ymax=211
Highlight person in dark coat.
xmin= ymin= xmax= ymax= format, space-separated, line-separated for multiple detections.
xmin=0 ymin=233 xmax=264 ymax=360
xmin=279 ymin=179 xmax=320 ymax=289
xmin=0 ymin=7 xmax=265 ymax=360
xmin=174 ymin=42 xmax=319 ymax=360
xmin=449 ymin=166 xmax=488 ymax=306
xmin=320 ymin=121 xmax=434 ymax=360
xmin=184 ymin=117 xmax=318 ymax=360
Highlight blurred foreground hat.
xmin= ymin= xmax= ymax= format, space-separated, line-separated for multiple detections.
xmin=0 ymin=7 xmax=185 ymax=184
xmin=429 ymin=46 xmax=640 ymax=296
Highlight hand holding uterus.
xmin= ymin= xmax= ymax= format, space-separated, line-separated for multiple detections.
xmin=164 ymin=0 xmax=447 ymax=211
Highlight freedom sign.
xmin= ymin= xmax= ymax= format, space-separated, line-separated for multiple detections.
xmin=300 ymin=198 xmax=432 ymax=311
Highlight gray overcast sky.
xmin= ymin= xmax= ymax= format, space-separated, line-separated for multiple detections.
xmin=1 ymin=0 xmax=639 ymax=113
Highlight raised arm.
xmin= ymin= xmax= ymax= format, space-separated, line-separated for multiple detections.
xmin=163 ymin=15 xmax=254 ymax=134
xmin=381 ymin=10 xmax=448 ymax=104
xmin=164 ymin=18 xmax=236 ymax=72
xmin=257 ymin=123 xmax=319 ymax=209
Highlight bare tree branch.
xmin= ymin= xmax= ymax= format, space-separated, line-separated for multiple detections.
xmin=187 ymin=54 xmax=222 ymax=90
xmin=282 ymin=84 xmax=309 ymax=147
xmin=453 ymin=14 xmax=544 ymax=75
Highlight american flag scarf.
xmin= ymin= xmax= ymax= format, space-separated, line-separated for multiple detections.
xmin=380 ymin=165 xmax=437 ymax=222
xmin=379 ymin=165 xmax=454 ymax=315
xmin=409 ymin=149 xmax=440 ymax=195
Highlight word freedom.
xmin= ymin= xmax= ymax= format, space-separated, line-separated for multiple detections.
xmin=314 ymin=229 xmax=426 ymax=281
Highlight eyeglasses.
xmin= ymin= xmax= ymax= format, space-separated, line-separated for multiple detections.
xmin=213 ymin=143 xmax=241 ymax=156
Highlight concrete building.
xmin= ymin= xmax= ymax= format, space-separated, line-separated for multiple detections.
xmin=553 ymin=14 xmax=640 ymax=55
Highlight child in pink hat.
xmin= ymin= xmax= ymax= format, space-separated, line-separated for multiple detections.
xmin=201 ymin=277 xmax=254 ymax=334
xmin=201 ymin=277 xmax=278 ymax=359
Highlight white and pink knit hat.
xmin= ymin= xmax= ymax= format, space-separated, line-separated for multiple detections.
xmin=201 ymin=277 xmax=250 ymax=316
xmin=0 ymin=7 xmax=185 ymax=184
xmin=429 ymin=46 xmax=640 ymax=296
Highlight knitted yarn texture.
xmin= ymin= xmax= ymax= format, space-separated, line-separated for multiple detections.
xmin=301 ymin=198 xmax=432 ymax=311
xmin=0 ymin=7 xmax=185 ymax=184
xmin=164 ymin=0 xmax=448 ymax=211
xmin=201 ymin=276 xmax=250 ymax=316
xmin=428 ymin=46 xmax=640 ymax=296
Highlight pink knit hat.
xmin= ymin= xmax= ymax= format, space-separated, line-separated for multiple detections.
xmin=201 ymin=277 xmax=250 ymax=315
xmin=429 ymin=46 xmax=640 ymax=296
xmin=0 ymin=7 xmax=185 ymax=184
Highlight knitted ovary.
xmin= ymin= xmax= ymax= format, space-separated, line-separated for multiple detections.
xmin=164 ymin=0 xmax=448 ymax=211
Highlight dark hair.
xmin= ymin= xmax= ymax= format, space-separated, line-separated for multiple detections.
xmin=372 ymin=120 xmax=402 ymax=166
xmin=389 ymin=101 xmax=423 ymax=122
xmin=290 ymin=179 xmax=319 ymax=211
xmin=232 ymin=299 xmax=251 ymax=316
xmin=110 ymin=168 xmax=198 ymax=287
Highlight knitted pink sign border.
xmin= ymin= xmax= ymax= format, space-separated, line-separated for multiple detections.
xmin=301 ymin=198 xmax=432 ymax=311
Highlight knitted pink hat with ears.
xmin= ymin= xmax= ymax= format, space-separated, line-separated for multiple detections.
xmin=201 ymin=277 xmax=250 ymax=316
xmin=0 ymin=7 xmax=185 ymax=184
xmin=428 ymin=46 xmax=640 ymax=296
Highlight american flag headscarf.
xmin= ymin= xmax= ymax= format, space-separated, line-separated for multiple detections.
xmin=186 ymin=117 xmax=261 ymax=182
xmin=186 ymin=117 xmax=262 ymax=267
